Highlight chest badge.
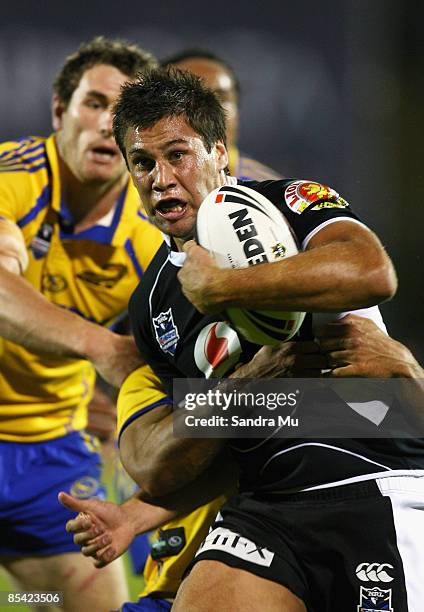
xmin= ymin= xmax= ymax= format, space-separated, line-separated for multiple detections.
xmin=153 ymin=308 xmax=180 ymax=356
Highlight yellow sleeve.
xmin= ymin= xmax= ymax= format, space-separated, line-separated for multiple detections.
xmin=117 ymin=363 xmax=170 ymax=439
xmin=132 ymin=217 xmax=164 ymax=273
xmin=0 ymin=148 xmax=34 ymax=223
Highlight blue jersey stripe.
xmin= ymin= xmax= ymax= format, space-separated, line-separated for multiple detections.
xmin=118 ymin=399 xmax=171 ymax=443
xmin=0 ymin=140 xmax=45 ymax=162
xmin=17 ymin=184 xmax=51 ymax=228
xmin=0 ymin=161 xmax=48 ymax=174
xmin=0 ymin=150 xmax=46 ymax=168
xmin=125 ymin=239 xmax=144 ymax=279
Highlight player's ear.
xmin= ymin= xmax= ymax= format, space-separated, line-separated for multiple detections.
xmin=215 ymin=141 xmax=228 ymax=172
xmin=52 ymin=94 xmax=66 ymax=131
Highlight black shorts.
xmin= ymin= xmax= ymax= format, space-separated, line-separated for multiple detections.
xmin=191 ymin=475 xmax=424 ymax=611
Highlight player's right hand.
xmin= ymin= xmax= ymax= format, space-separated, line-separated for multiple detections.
xmin=58 ymin=491 xmax=136 ymax=568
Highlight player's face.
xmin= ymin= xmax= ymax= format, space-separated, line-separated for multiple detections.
xmin=53 ymin=64 xmax=128 ymax=185
xmin=173 ymin=58 xmax=239 ymax=147
xmin=125 ymin=115 xmax=228 ymax=242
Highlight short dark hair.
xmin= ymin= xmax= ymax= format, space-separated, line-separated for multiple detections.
xmin=113 ymin=67 xmax=227 ymax=161
xmin=161 ymin=48 xmax=241 ymax=101
xmin=53 ymin=36 xmax=157 ymax=106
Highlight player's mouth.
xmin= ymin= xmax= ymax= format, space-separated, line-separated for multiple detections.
xmin=155 ymin=198 xmax=188 ymax=221
xmin=89 ymin=145 xmax=119 ymax=164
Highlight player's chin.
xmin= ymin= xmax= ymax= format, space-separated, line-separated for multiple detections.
xmin=83 ymin=163 xmax=125 ymax=184
xmin=157 ymin=217 xmax=196 ymax=241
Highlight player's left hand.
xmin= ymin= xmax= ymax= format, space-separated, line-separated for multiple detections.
xmin=86 ymin=385 xmax=117 ymax=443
xmin=177 ymin=240 xmax=226 ymax=314
xmin=231 ymin=341 xmax=327 ymax=379
xmin=58 ymin=491 xmax=136 ymax=568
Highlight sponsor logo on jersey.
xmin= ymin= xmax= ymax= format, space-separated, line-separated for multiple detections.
xmin=310 ymin=198 xmax=349 ymax=211
xmin=30 ymin=221 xmax=54 ymax=259
xmin=284 ymin=180 xmax=347 ymax=215
xmin=357 ymin=586 xmax=393 ymax=611
xmin=42 ymin=274 xmax=68 ymax=292
xmin=196 ymin=526 xmax=274 ymax=567
xmin=153 ymin=308 xmax=180 ymax=356
xmin=356 ymin=563 xmax=394 ymax=583
xmin=194 ymin=322 xmax=242 ymax=378
xmin=77 ymin=264 xmax=127 ymax=288
xmin=70 ymin=476 xmax=101 ymax=499
xmin=151 ymin=527 xmax=186 ymax=560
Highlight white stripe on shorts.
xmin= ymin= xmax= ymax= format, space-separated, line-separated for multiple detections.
xmin=376 ymin=475 xmax=424 ymax=612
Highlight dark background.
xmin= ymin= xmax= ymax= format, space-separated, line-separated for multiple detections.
xmin=1 ymin=0 xmax=422 ymax=359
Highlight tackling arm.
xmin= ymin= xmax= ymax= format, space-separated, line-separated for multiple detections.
xmin=0 ymin=220 xmax=142 ymax=387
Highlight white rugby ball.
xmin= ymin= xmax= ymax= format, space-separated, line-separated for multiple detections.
xmin=196 ymin=184 xmax=305 ymax=345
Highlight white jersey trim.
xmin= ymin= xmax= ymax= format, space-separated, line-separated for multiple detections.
xmin=302 ymin=217 xmax=367 ymax=250
xmin=259 ymin=442 xmax=392 ymax=478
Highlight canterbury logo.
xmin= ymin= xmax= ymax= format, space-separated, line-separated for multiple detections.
xmin=355 ymin=563 xmax=394 ymax=582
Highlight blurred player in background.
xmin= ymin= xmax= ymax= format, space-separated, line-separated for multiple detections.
xmin=0 ymin=37 xmax=162 ymax=611
xmin=161 ymin=48 xmax=281 ymax=181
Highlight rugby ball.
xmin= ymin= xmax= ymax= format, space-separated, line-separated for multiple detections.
xmin=196 ymin=184 xmax=305 ymax=345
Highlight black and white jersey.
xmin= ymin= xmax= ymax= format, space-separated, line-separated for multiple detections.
xmin=129 ymin=177 xmax=424 ymax=492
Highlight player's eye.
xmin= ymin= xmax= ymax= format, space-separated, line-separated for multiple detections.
xmin=170 ymin=150 xmax=184 ymax=162
xmin=85 ymin=99 xmax=102 ymax=110
xmin=133 ymin=157 xmax=154 ymax=171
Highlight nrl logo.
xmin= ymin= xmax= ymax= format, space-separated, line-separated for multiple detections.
xmin=153 ymin=308 xmax=180 ymax=356
xmin=357 ymin=586 xmax=393 ymax=612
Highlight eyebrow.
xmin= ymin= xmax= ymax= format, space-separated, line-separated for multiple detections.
xmin=85 ymin=90 xmax=109 ymax=103
xmin=128 ymin=138 xmax=189 ymax=157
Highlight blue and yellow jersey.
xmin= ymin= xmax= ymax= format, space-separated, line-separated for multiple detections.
xmin=0 ymin=135 xmax=163 ymax=442
xmin=228 ymin=145 xmax=282 ymax=181
xmin=117 ymin=363 xmax=169 ymax=440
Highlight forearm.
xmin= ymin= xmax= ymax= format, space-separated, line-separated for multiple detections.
xmin=126 ymin=451 xmax=237 ymax=534
xmin=0 ymin=265 xmax=111 ymax=359
xmin=211 ymin=239 xmax=394 ymax=313
xmin=123 ymin=413 xmax=226 ymax=498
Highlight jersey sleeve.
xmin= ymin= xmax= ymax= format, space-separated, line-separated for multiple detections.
xmin=117 ymin=363 xmax=170 ymax=442
xmin=255 ymin=178 xmax=364 ymax=249
xmin=131 ymin=217 xmax=164 ymax=275
xmin=0 ymin=140 xmax=37 ymax=223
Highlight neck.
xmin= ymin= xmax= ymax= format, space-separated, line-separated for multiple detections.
xmin=57 ymin=152 xmax=127 ymax=233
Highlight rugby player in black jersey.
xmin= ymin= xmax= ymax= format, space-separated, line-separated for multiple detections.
xmin=60 ymin=68 xmax=424 ymax=611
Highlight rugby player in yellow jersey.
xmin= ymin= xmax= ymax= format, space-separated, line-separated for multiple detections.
xmin=0 ymin=37 xmax=163 ymax=611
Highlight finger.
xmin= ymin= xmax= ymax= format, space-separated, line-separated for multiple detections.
xmin=326 ymin=350 xmax=352 ymax=368
xmin=182 ymin=240 xmax=197 ymax=253
xmin=291 ymin=341 xmax=321 ymax=354
xmin=58 ymin=491 xmax=91 ymax=514
xmin=93 ymin=544 xmax=117 ymax=568
xmin=329 ymin=365 xmax=358 ymax=377
xmin=294 ymin=354 xmax=329 ymax=369
xmin=81 ymin=534 xmax=112 ymax=557
xmin=318 ymin=337 xmax=353 ymax=353
xmin=315 ymin=323 xmax=352 ymax=339
xmin=73 ymin=524 xmax=103 ymax=544
xmin=66 ymin=516 xmax=94 ymax=534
